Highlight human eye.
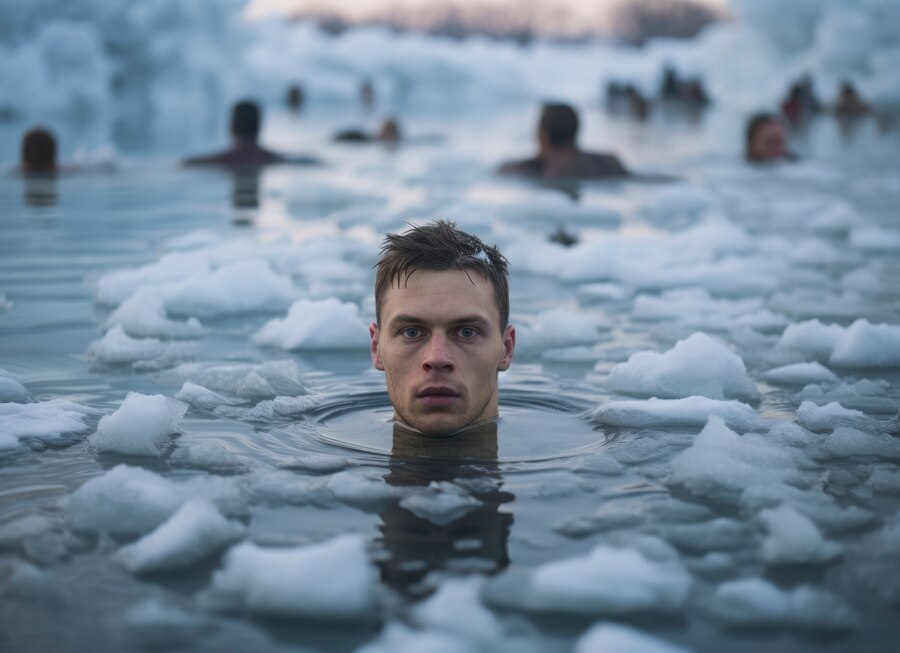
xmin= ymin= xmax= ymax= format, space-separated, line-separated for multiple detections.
xmin=400 ymin=326 xmax=422 ymax=338
xmin=456 ymin=326 xmax=479 ymax=339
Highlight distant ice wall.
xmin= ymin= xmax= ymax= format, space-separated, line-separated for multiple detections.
xmin=0 ymin=0 xmax=897 ymax=147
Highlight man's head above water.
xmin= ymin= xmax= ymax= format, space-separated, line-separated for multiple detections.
xmin=370 ymin=221 xmax=516 ymax=437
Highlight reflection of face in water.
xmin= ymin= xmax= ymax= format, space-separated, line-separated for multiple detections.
xmin=23 ymin=175 xmax=58 ymax=208
xmin=377 ymin=421 xmax=514 ymax=597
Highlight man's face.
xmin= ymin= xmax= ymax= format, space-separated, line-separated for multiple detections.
xmin=370 ymin=268 xmax=515 ymax=436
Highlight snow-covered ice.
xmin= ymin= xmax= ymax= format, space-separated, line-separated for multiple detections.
xmin=90 ymin=392 xmax=187 ymax=456
xmin=253 ymin=298 xmax=370 ymax=350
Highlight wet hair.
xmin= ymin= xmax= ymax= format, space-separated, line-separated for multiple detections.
xmin=21 ymin=127 xmax=57 ymax=173
xmin=745 ymin=112 xmax=777 ymax=161
xmin=539 ymin=103 xmax=579 ymax=147
xmin=374 ymin=220 xmax=510 ymax=331
xmin=231 ymin=100 xmax=261 ymax=141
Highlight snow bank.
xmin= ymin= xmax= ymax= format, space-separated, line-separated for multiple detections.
xmin=606 ymin=332 xmax=758 ymax=401
xmin=252 ymin=298 xmax=369 ymax=351
xmin=574 ymin=623 xmax=693 ymax=653
xmin=0 ymin=399 xmax=96 ymax=450
xmin=90 ymin=393 xmax=187 ymax=456
xmin=710 ymin=578 xmax=857 ymax=631
xmin=522 ymin=541 xmax=690 ymax=615
xmin=668 ymin=417 xmax=800 ymax=501
xmin=202 ymin=535 xmax=378 ymax=619
xmin=592 ymin=397 xmax=763 ymax=431
xmin=115 ymin=499 xmax=245 ymax=573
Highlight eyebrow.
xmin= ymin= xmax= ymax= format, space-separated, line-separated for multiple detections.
xmin=388 ymin=314 xmax=492 ymax=328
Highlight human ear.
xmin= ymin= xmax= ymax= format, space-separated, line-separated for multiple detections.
xmin=369 ymin=322 xmax=385 ymax=371
xmin=498 ymin=325 xmax=515 ymax=371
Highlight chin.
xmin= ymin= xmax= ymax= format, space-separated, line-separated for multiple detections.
xmin=408 ymin=414 xmax=469 ymax=437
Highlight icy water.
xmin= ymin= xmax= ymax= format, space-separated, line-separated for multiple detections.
xmin=2 ymin=106 xmax=900 ymax=653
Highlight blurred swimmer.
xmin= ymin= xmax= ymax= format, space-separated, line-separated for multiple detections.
xmin=498 ymin=103 xmax=629 ymax=180
xmin=286 ymin=84 xmax=305 ymax=112
xmin=333 ymin=118 xmax=402 ymax=144
xmin=745 ymin=112 xmax=794 ymax=164
xmin=19 ymin=128 xmax=57 ymax=175
xmin=832 ymin=82 xmax=871 ymax=119
xmin=184 ymin=100 xmax=318 ymax=168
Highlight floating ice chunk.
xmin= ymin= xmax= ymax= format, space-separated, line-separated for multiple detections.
xmin=592 ymin=397 xmax=764 ymax=431
xmin=90 ymin=393 xmax=186 ymax=456
xmin=829 ymin=319 xmax=900 ymax=368
xmin=0 ymin=369 xmax=30 ymax=403
xmin=115 ymin=499 xmax=245 ymax=573
xmin=248 ymin=471 xmax=331 ymax=506
xmin=156 ymin=259 xmax=297 ymax=318
xmin=640 ymin=184 xmax=714 ymax=220
xmin=795 ymin=401 xmax=896 ymax=433
xmin=661 ymin=519 xmax=753 ymax=554
xmin=124 ymin=598 xmax=212 ymax=646
xmin=356 ymin=623 xmax=473 ymax=653
xmin=0 ymin=398 xmax=96 ymax=449
xmin=607 ymin=332 xmax=758 ymax=401
xmin=68 ymin=465 xmax=183 ymax=535
xmin=281 ymin=453 xmax=349 ymax=473
xmin=870 ymin=467 xmax=900 ymax=494
xmin=253 ymin=298 xmax=369 ymax=351
xmin=213 ymin=395 xmax=320 ymax=421
xmin=174 ymin=382 xmax=241 ymax=412
xmin=202 ymin=535 xmax=378 ymax=619
xmin=167 ymin=360 xmax=307 ymax=399
xmin=797 ymin=379 xmax=897 ymax=413
xmin=516 ymin=307 xmax=608 ymax=355
xmin=86 ymin=325 xmax=191 ymax=367
xmin=399 ymin=481 xmax=483 ymax=525
xmin=668 ymin=417 xmax=800 ymax=501
xmin=0 ymin=514 xmax=55 ymax=547
xmin=169 ymin=442 xmax=248 ymax=474
xmin=105 ymin=288 xmax=204 ymax=339
xmin=328 ymin=470 xmax=401 ymax=511
xmin=523 ymin=543 xmax=691 ymax=615
xmin=577 ymin=282 xmax=633 ymax=303
xmin=819 ymin=427 xmax=900 ymax=462
xmin=759 ymin=505 xmax=842 ymax=565
xmin=850 ymin=226 xmax=900 ymax=251
xmin=95 ymin=252 xmax=211 ymax=306
xmin=632 ymin=289 xmax=760 ymax=323
xmin=763 ymin=362 xmax=838 ymax=385
xmin=411 ymin=577 xmax=502 ymax=641
xmin=574 ymin=623 xmax=693 ymax=653
xmin=775 ymin=320 xmax=844 ymax=362
xmin=710 ymin=579 xmax=857 ymax=631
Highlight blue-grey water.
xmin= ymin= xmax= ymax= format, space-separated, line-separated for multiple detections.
xmin=2 ymin=105 xmax=900 ymax=652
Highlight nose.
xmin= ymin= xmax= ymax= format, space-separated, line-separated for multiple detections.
xmin=422 ymin=332 xmax=454 ymax=373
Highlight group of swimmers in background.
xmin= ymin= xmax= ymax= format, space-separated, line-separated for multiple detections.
xmin=15 ymin=69 xmax=882 ymax=180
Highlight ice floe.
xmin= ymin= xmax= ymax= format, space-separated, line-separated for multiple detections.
xmin=0 ymin=369 xmax=30 ymax=403
xmin=606 ymin=332 xmax=758 ymax=401
xmin=519 ymin=540 xmax=690 ymax=615
xmin=115 ymin=498 xmax=245 ymax=573
xmin=86 ymin=325 xmax=193 ymax=368
xmin=0 ymin=399 xmax=97 ymax=451
xmin=399 ymin=481 xmax=483 ymax=525
xmin=517 ymin=307 xmax=608 ymax=355
xmin=90 ymin=393 xmax=187 ymax=456
xmin=574 ymin=623 xmax=693 ymax=653
xmin=202 ymin=534 xmax=378 ymax=619
xmin=709 ymin=578 xmax=858 ymax=631
xmin=592 ymin=398 xmax=764 ymax=431
xmin=166 ymin=360 xmax=308 ymax=400
xmin=668 ymin=417 xmax=800 ymax=501
xmin=253 ymin=298 xmax=370 ymax=350
xmin=104 ymin=288 xmax=204 ymax=339
xmin=763 ymin=362 xmax=839 ymax=385
xmin=759 ymin=505 xmax=842 ymax=566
